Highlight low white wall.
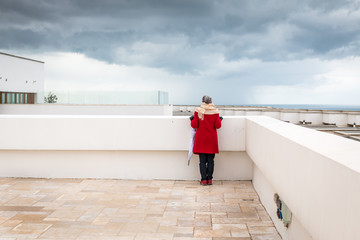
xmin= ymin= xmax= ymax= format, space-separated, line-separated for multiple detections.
xmin=262 ymin=110 xmax=281 ymax=119
xmin=323 ymin=112 xmax=348 ymax=126
xmin=0 ymin=116 xmax=251 ymax=180
xmin=348 ymin=113 xmax=360 ymax=126
xmin=0 ymin=116 xmax=245 ymax=151
xmin=280 ymin=111 xmax=300 ymax=124
xmin=299 ymin=111 xmax=323 ymax=125
xmin=0 ymin=104 xmax=173 ymax=116
xmin=0 ymin=150 xmax=252 ymax=180
xmin=246 ymin=116 xmax=360 ymax=240
xmin=245 ymin=110 xmax=262 ymax=116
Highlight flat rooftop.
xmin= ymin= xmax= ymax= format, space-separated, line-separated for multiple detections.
xmin=0 ymin=178 xmax=281 ymax=239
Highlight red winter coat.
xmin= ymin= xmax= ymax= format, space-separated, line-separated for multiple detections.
xmin=191 ymin=111 xmax=222 ymax=154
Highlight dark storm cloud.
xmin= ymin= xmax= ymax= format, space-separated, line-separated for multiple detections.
xmin=1 ymin=0 xmax=359 ymax=72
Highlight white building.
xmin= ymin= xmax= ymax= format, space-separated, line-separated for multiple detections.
xmin=0 ymin=52 xmax=44 ymax=104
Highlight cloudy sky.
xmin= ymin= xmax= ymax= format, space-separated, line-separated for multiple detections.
xmin=1 ymin=0 xmax=360 ymax=105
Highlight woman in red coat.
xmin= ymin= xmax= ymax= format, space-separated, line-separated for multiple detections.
xmin=190 ymin=95 xmax=222 ymax=185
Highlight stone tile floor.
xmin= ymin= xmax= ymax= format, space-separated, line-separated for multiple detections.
xmin=0 ymin=178 xmax=281 ymax=240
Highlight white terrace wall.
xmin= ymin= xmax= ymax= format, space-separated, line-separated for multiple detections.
xmin=0 ymin=116 xmax=252 ymax=180
xmin=0 ymin=104 xmax=173 ymax=116
xmin=1 ymin=115 xmax=360 ymax=240
xmin=246 ymin=116 xmax=360 ymax=240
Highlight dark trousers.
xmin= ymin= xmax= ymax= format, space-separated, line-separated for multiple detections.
xmin=199 ymin=153 xmax=215 ymax=181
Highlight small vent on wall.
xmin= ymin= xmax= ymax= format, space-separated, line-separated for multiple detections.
xmin=274 ymin=193 xmax=292 ymax=227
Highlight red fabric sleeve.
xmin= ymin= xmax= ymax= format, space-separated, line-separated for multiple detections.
xmin=191 ymin=111 xmax=199 ymax=129
xmin=215 ymin=115 xmax=222 ymax=129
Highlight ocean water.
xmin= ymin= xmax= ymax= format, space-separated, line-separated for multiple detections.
xmin=243 ymin=104 xmax=360 ymax=111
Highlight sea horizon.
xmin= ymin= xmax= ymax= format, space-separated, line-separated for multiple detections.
xmin=232 ymin=104 xmax=360 ymax=111
xmin=175 ymin=104 xmax=360 ymax=111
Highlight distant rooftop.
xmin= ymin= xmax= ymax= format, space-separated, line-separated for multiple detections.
xmin=0 ymin=51 xmax=44 ymax=64
xmin=173 ymin=105 xmax=360 ymax=142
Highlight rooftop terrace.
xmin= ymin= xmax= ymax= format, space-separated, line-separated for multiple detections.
xmin=1 ymin=115 xmax=360 ymax=240
xmin=0 ymin=178 xmax=280 ymax=239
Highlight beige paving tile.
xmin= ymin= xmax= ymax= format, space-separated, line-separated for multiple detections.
xmin=117 ymin=232 xmax=136 ymax=239
xmin=77 ymin=208 xmax=104 ymax=222
xmin=248 ymin=226 xmax=279 ymax=235
xmin=44 ymin=209 xmax=85 ymax=221
xmin=0 ymin=225 xmax=13 ymax=235
xmin=158 ymin=225 xmax=193 ymax=234
xmin=173 ymin=238 xmax=211 ymax=240
xmin=213 ymin=217 xmax=244 ymax=224
xmin=212 ymin=223 xmax=247 ymax=231
xmin=211 ymin=203 xmax=241 ymax=213
xmin=134 ymin=232 xmax=173 ymax=240
xmin=9 ymin=222 xmax=52 ymax=234
xmin=0 ymin=206 xmax=44 ymax=212
xmin=228 ymin=211 xmax=260 ymax=219
xmin=37 ymin=226 xmax=83 ymax=239
xmin=0 ymin=237 xmax=16 ymax=240
xmin=194 ymin=227 xmax=231 ymax=237
xmin=224 ymin=193 xmax=253 ymax=199
xmin=230 ymin=229 xmax=252 ymax=238
xmin=0 ymin=178 xmax=281 ymax=239
xmin=174 ymin=232 xmax=194 ymax=238
xmin=76 ymin=236 xmax=132 ymax=240
xmin=213 ymin=238 xmax=250 ymax=240
xmin=197 ymin=193 xmax=224 ymax=203
xmin=0 ymin=217 xmax=9 ymax=225
xmin=224 ymin=198 xmax=249 ymax=203
xmin=251 ymin=234 xmax=282 ymax=240
xmin=196 ymin=212 xmax=227 ymax=219
xmin=0 ymin=233 xmax=40 ymax=239
xmin=121 ymin=222 xmax=159 ymax=233
xmin=92 ymin=216 xmax=110 ymax=225
xmin=6 ymin=195 xmax=44 ymax=206
xmin=75 ymin=226 xmax=121 ymax=238
xmin=10 ymin=211 xmax=51 ymax=222
xmin=1 ymin=220 xmax=23 ymax=228
xmin=0 ymin=212 xmax=17 ymax=219
xmin=158 ymin=216 xmax=178 ymax=226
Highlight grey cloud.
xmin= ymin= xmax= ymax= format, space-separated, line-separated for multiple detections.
xmin=0 ymin=0 xmax=359 ymax=74
xmin=294 ymin=28 xmax=360 ymax=55
xmin=306 ymin=0 xmax=360 ymax=12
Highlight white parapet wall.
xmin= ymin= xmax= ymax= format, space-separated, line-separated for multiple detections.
xmin=280 ymin=110 xmax=300 ymax=124
xmin=0 ymin=104 xmax=173 ymax=116
xmin=262 ymin=110 xmax=280 ymax=119
xmin=323 ymin=111 xmax=348 ymax=126
xmin=1 ymin=115 xmax=360 ymax=240
xmin=299 ymin=110 xmax=323 ymax=125
xmin=348 ymin=113 xmax=360 ymax=126
xmin=0 ymin=115 xmax=251 ymax=180
xmin=246 ymin=116 xmax=360 ymax=240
